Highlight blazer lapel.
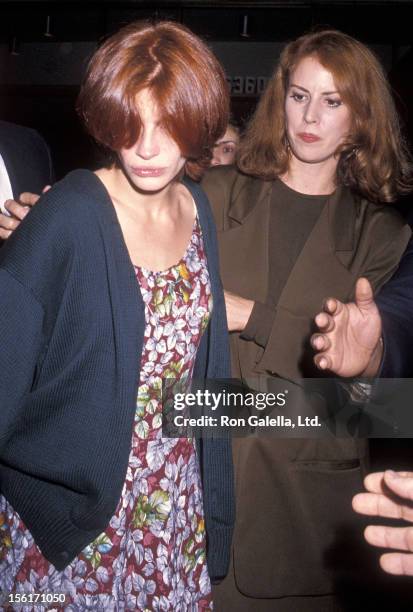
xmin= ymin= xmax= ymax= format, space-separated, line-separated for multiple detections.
xmin=227 ymin=175 xmax=272 ymax=226
xmin=216 ymin=177 xmax=272 ymax=302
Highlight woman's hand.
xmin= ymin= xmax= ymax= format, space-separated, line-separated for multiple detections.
xmin=224 ymin=290 xmax=254 ymax=332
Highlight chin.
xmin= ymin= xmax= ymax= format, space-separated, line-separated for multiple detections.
xmin=291 ymin=146 xmax=336 ymax=166
xmin=129 ymin=175 xmax=171 ymax=193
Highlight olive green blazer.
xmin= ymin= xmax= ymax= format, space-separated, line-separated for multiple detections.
xmin=201 ymin=165 xmax=411 ymax=604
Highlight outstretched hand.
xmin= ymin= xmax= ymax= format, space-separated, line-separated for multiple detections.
xmin=353 ymin=470 xmax=413 ymax=576
xmin=0 ymin=186 xmax=49 ymax=240
xmin=311 ymin=277 xmax=383 ymax=377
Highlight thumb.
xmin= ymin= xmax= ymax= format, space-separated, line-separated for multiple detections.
xmin=355 ymin=277 xmax=375 ymax=311
xmin=42 ymin=184 xmax=52 ymax=193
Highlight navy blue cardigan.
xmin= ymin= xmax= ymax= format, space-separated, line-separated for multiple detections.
xmin=0 ymin=170 xmax=235 ymax=580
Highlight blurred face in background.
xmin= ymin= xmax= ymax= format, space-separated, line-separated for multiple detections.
xmin=211 ymin=124 xmax=240 ymax=166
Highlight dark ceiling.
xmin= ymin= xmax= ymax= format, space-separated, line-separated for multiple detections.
xmin=1 ymin=1 xmax=413 ymax=44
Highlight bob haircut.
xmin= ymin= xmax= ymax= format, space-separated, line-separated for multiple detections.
xmin=238 ymin=29 xmax=413 ymax=203
xmin=77 ymin=20 xmax=229 ymax=180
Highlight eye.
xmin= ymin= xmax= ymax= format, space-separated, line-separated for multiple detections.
xmin=223 ymin=145 xmax=235 ymax=154
xmin=290 ymin=91 xmax=307 ymax=103
xmin=325 ymin=98 xmax=343 ymax=108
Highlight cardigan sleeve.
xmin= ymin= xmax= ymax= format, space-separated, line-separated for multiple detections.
xmin=0 ymin=269 xmax=44 ymax=444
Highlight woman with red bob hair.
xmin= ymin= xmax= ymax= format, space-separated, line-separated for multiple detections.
xmin=0 ymin=21 xmax=234 ymax=610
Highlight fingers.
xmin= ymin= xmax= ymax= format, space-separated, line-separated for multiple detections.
xmin=4 ymin=199 xmax=31 ymax=221
xmin=355 ymin=277 xmax=374 ymax=309
xmin=382 ymin=470 xmax=413 ymax=502
xmin=363 ymin=471 xmax=413 ymax=499
xmin=17 ymin=191 xmax=41 ymax=207
xmin=321 ymin=297 xmax=342 ymax=316
xmin=353 ymin=491 xmax=413 ymax=522
xmin=380 ymin=552 xmax=413 ymax=576
xmin=42 ymin=184 xmax=51 ymax=194
xmin=314 ymin=312 xmax=335 ymax=332
xmin=365 ymin=524 xmax=413 ymax=553
xmin=363 ymin=471 xmax=386 ymax=493
xmin=0 ymin=212 xmax=20 ymax=239
xmin=353 ymin=492 xmax=402 ymax=519
xmin=313 ymin=353 xmax=332 ymax=371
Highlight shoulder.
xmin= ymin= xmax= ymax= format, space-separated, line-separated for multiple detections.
xmin=359 ymin=197 xmax=411 ymax=241
xmin=36 ymin=169 xmax=109 ymax=219
xmin=201 ymin=165 xmax=241 ymax=192
xmin=200 ymin=165 xmax=269 ymax=229
xmin=353 ymin=197 xmax=411 ymax=290
xmin=200 ymin=165 xmax=254 ymax=201
xmin=2 ymin=170 xmax=107 ymax=257
xmin=0 ymin=170 xmax=111 ymax=298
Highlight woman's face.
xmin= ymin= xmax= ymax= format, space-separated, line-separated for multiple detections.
xmin=285 ymin=55 xmax=351 ymax=169
xmin=211 ymin=126 xmax=239 ymax=166
xmin=118 ymin=89 xmax=186 ymax=193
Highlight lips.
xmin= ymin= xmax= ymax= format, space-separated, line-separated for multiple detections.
xmin=131 ymin=167 xmax=166 ymax=177
xmin=297 ymin=133 xmax=321 ymax=143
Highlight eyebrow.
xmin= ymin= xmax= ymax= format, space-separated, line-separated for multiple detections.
xmin=290 ymin=83 xmax=339 ymax=96
xmin=214 ymin=139 xmax=236 ymax=146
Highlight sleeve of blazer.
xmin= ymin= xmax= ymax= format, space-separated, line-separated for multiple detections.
xmin=377 ymin=236 xmax=413 ymax=377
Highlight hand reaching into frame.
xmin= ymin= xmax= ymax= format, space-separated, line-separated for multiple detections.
xmin=311 ymin=277 xmax=383 ymax=377
xmin=0 ymin=186 xmax=50 ymax=240
xmin=353 ymin=470 xmax=413 ymax=576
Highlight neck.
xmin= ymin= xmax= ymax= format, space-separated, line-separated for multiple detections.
xmin=96 ymin=166 xmax=180 ymax=218
xmin=280 ymin=155 xmax=337 ymax=195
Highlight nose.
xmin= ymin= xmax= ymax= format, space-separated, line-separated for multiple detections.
xmin=303 ymin=99 xmax=319 ymax=125
xmin=135 ymin=125 xmax=160 ymax=160
xmin=210 ymin=153 xmax=221 ymax=166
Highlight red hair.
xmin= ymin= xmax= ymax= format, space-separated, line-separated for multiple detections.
xmin=77 ymin=21 xmax=229 ymax=180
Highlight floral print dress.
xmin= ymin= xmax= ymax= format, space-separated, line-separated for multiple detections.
xmin=0 ymin=217 xmax=213 ymax=611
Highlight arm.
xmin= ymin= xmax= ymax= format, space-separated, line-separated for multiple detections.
xmin=352 ymin=470 xmax=413 ymax=576
xmin=0 ymin=181 xmax=76 ymax=432
xmin=0 ymin=270 xmax=45 ymax=439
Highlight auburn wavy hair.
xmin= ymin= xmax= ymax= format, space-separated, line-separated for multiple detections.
xmin=238 ymin=29 xmax=413 ymax=203
xmin=77 ymin=20 xmax=229 ymax=180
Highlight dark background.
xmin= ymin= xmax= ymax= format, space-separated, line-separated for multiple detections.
xmin=1 ymin=0 xmax=413 ymax=178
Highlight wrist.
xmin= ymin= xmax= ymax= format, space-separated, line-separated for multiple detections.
xmin=361 ymin=337 xmax=383 ymax=377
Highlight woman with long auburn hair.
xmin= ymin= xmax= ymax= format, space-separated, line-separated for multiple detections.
xmin=201 ymin=29 xmax=413 ymax=610
xmin=0 ymin=21 xmax=234 ymax=610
